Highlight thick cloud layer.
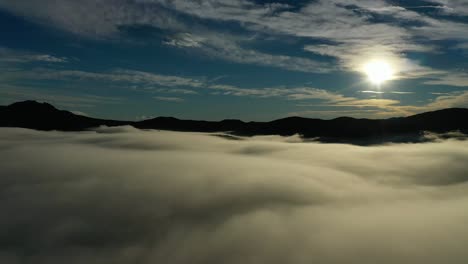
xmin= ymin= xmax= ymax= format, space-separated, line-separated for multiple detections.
xmin=0 ymin=127 xmax=468 ymax=264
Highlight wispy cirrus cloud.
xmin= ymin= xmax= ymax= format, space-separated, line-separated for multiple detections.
xmin=426 ymin=90 xmax=468 ymax=109
xmin=163 ymin=33 xmax=205 ymax=48
xmin=5 ymin=66 xmax=466 ymax=118
xmin=0 ymin=0 xmax=185 ymax=38
xmin=424 ymin=72 xmax=468 ymax=87
xmin=154 ymin=88 xmax=198 ymax=95
xmin=154 ymin=96 xmax=185 ymax=102
xmin=1 ymin=0 xmax=467 ymax=78
xmin=164 ymin=31 xmax=333 ymax=73
xmin=0 ymin=46 xmax=68 ymax=63
xmin=6 ymin=68 xmax=204 ymax=88
xmin=360 ymin=91 xmax=414 ymax=95
xmin=426 ymin=0 xmax=468 ymax=16
xmin=5 ymin=67 xmax=340 ymax=100
xmin=155 ymin=0 xmax=468 ymax=82
xmin=0 ymin=0 xmax=331 ymax=73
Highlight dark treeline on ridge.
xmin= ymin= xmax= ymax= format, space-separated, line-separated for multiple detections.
xmin=1 ymin=100 xmax=468 ymax=144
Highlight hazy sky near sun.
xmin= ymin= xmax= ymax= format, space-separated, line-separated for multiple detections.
xmin=0 ymin=0 xmax=468 ymax=120
xmin=1 ymin=127 xmax=468 ymax=263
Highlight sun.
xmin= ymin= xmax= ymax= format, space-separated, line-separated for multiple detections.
xmin=363 ymin=60 xmax=394 ymax=85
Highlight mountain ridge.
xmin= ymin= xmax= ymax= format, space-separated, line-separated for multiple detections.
xmin=1 ymin=100 xmax=468 ymax=144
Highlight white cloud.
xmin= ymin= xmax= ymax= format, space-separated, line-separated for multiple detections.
xmin=6 ymin=66 xmax=468 ymax=118
xmin=1 ymin=128 xmax=468 ymax=263
xmin=361 ymin=91 xmax=414 ymax=95
xmin=154 ymin=88 xmax=198 ymax=94
xmin=424 ymin=72 xmax=468 ymax=87
xmin=426 ymin=90 xmax=468 ymax=109
xmin=0 ymin=46 xmax=67 ymax=63
xmin=200 ymin=37 xmax=333 ymax=73
xmin=2 ymin=0 xmax=467 ymax=76
xmin=9 ymin=68 xmax=204 ymax=88
xmin=2 ymin=67 xmax=343 ymax=99
xmin=163 ymin=33 xmax=204 ymax=48
xmin=5 ymin=65 xmax=468 ymax=118
xmin=361 ymin=90 xmax=385 ymax=94
xmin=154 ymin=96 xmax=185 ymax=102
xmin=164 ymin=32 xmax=334 ymax=73
xmin=0 ymin=0 xmax=185 ymax=38
xmin=155 ymin=0 xmax=467 ymax=79
xmin=0 ymin=1 xmax=331 ymax=73
xmin=426 ymin=0 xmax=468 ymax=16
xmin=31 ymin=54 xmax=68 ymax=63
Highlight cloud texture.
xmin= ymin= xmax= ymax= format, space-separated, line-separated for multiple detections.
xmin=1 ymin=127 xmax=468 ymax=263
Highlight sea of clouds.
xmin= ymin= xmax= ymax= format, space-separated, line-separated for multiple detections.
xmin=0 ymin=126 xmax=468 ymax=264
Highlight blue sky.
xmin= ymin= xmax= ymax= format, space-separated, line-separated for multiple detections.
xmin=0 ymin=0 xmax=467 ymax=121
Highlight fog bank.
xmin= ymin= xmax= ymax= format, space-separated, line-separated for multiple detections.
xmin=0 ymin=127 xmax=468 ymax=264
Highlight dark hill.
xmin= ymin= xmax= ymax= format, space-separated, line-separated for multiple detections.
xmin=0 ymin=101 xmax=128 ymax=131
xmin=1 ymin=101 xmax=467 ymax=144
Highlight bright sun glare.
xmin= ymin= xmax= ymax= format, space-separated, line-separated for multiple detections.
xmin=364 ymin=60 xmax=394 ymax=85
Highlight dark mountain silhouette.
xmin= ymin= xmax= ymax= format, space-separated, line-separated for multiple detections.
xmin=0 ymin=101 xmax=129 ymax=131
xmin=1 ymin=100 xmax=468 ymax=144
